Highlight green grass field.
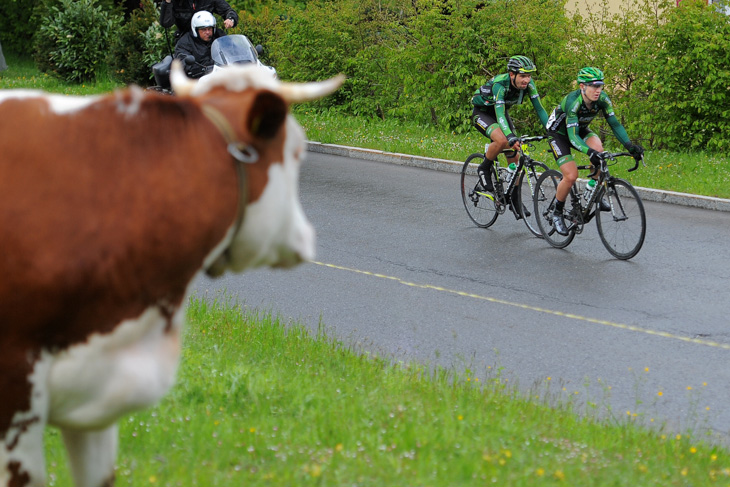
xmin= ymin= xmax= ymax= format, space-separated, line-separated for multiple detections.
xmin=42 ymin=298 xmax=730 ymax=486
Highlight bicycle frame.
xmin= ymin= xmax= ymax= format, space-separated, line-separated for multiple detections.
xmin=462 ymin=135 xmax=551 ymax=236
xmin=533 ymin=150 xmax=646 ymax=259
xmin=563 ymin=152 xmax=634 ymax=233
xmin=476 ymin=136 xmax=548 ymax=212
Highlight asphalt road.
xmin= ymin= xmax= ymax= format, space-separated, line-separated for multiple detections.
xmin=193 ymin=151 xmax=730 ymax=440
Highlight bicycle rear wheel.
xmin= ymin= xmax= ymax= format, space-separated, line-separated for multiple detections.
xmin=518 ymin=161 xmax=549 ymax=237
xmin=461 ymin=153 xmax=499 ymax=228
xmin=534 ymin=169 xmax=575 ymax=248
xmin=596 ymin=178 xmax=646 ymax=260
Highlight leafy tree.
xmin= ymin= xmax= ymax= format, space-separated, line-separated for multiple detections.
xmin=649 ymin=0 xmax=730 ymax=150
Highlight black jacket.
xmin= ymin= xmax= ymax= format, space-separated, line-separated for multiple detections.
xmin=160 ymin=0 xmax=238 ymax=36
xmin=173 ymin=29 xmax=226 ymax=78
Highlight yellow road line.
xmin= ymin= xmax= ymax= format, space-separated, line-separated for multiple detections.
xmin=313 ymin=261 xmax=730 ymax=351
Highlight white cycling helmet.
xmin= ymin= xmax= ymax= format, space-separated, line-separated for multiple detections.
xmin=191 ymin=11 xmax=216 ymax=38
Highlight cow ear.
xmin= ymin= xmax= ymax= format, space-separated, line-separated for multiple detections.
xmin=246 ymin=90 xmax=287 ymax=140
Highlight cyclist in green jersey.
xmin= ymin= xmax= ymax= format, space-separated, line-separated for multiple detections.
xmin=471 ymin=56 xmax=549 ymax=215
xmin=545 ymin=67 xmax=644 ymax=235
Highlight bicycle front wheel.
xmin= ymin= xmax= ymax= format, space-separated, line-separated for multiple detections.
xmin=518 ymin=161 xmax=550 ymax=237
xmin=461 ymin=153 xmax=499 ymax=228
xmin=534 ymin=169 xmax=575 ymax=248
xmin=596 ymin=178 xmax=646 ymax=260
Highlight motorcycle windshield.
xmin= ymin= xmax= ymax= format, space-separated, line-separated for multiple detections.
xmin=211 ymin=35 xmax=258 ymax=66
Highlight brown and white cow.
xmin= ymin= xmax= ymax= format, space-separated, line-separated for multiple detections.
xmin=0 ymin=62 xmax=343 ymax=487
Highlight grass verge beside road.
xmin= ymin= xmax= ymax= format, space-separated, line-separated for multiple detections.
xmin=44 ymin=298 xmax=730 ymax=486
xmin=295 ymin=110 xmax=730 ymax=200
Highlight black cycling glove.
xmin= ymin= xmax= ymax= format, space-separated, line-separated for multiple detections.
xmin=628 ymin=143 xmax=644 ymax=161
xmin=587 ymin=148 xmax=605 ymax=167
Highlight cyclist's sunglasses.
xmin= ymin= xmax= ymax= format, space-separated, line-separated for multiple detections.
xmin=585 ymin=81 xmax=605 ymax=87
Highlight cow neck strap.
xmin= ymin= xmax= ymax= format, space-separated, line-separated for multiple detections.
xmin=201 ymin=104 xmax=259 ymax=264
xmin=200 ymin=104 xmax=259 ymax=165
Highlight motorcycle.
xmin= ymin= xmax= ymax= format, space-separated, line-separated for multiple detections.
xmin=150 ymin=34 xmax=276 ymax=94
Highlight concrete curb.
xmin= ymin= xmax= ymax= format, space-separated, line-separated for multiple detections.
xmin=307 ymin=141 xmax=730 ymax=212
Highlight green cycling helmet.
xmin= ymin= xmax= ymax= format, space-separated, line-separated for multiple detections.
xmin=577 ymin=67 xmax=605 ymax=85
xmin=507 ymin=55 xmax=537 ymax=74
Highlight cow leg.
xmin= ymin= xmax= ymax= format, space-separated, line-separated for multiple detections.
xmin=0 ymin=426 xmax=47 ymax=487
xmin=0 ymin=354 xmax=51 ymax=487
xmin=61 ymin=425 xmax=118 ymax=487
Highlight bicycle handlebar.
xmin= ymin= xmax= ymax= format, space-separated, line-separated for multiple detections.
xmin=494 ymin=135 xmax=547 ymax=155
xmin=628 ymin=155 xmax=645 ymax=173
xmin=576 ymin=151 xmax=646 ymax=174
xmin=602 ymin=151 xmax=645 ymax=173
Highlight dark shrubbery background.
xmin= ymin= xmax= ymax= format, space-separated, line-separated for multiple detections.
xmin=107 ymin=0 xmax=168 ymax=84
xmin=1 ymin=0 xmax=728 ymax=151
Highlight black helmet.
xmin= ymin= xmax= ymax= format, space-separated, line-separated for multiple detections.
xmin=507 ymin=55 xmax=536 ymax=74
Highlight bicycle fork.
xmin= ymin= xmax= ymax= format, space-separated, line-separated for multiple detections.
xmin=601 ymin=181 xmax=629 ymax=222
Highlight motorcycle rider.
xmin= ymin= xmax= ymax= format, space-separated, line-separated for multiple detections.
xmin=160 ymin=0 xmax=238 ymax=43
xmin=173 ymin=11 xmax=226 ymax=79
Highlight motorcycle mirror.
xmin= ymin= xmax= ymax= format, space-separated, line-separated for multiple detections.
xmin=184 ymin=55 xmax=196 ymax=66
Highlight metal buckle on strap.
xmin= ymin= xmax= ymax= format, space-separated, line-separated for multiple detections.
xmin=227 ymin=143 xmax=258 ymax=164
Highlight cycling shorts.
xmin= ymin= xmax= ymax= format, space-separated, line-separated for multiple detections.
xmin=472 ymin=106 xmax=516 ymax=139
xmin=547 ymin=128 xmax=599 ymax=167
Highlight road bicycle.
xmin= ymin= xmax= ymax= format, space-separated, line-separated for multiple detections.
xmin=533 ymin=152 xmax=646 ymax=260
xmin=460 ymin=135 xmax=550 ymax=237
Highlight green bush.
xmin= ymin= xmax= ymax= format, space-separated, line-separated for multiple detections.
xmin=266 ymin=0 xmax=572 ymax=132
xmin=393 ymin=0 xmax=572 ymax=132
xmin=232 ymin=6 xmax=281 ymax=69
xmin=269 ymin=0 xmax=364 ymax=109
xmin=108 ymin=0 xmax=169 ymax=85
xmin=34 ymin=0 xmax=121 ymax=83
xmin=648 ymin=0 xmax=730 ymax=151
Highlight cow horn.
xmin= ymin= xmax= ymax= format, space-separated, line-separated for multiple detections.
xmin=279 ymin=74 xmax=346 ymax=104
xmin=170 ymin=60 xmax=197 ymax=96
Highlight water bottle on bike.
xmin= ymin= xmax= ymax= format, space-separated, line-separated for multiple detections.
xmin=583 ymin=179 xmax=596 ymax=204
xmin=504 ymin=163 xmax=517 ymax=187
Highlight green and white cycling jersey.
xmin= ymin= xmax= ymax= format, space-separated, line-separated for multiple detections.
xmin=546 ymin=89 xmax=631 ymax=154
xmin=472 ymin=73 xmax=548 ymax=138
